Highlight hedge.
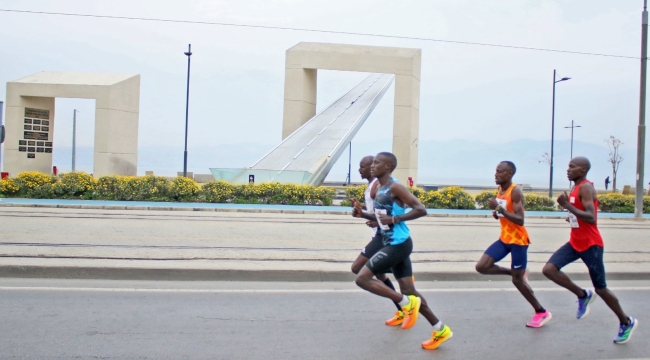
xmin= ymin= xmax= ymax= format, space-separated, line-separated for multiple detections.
xmin=475 ymin=189 xmax=650 ymax=213
xmin=0 ymin=171 xmax=335 ymax=206
xmin=343 ymin=184 xmax=476 ymax=210
xmin=475 ymin=190 xmax=556 ymax=211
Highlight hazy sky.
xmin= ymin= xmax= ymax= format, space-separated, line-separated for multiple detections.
xmin=0 ymin=1 xmax=646 ymax=175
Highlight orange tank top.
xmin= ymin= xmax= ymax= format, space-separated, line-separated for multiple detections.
xmin=497 ymin=184 xmax=530 ymax=246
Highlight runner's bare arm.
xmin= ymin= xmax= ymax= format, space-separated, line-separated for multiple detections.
xmin=556 ymin=185 xmax=596 ymax=224
xmin=499 ymin=186 xmax=525 ymax=225
xmin=376 ymin=182 xmax=427 ymax=224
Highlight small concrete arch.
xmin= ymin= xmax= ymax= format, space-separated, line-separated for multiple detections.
xmin=4 ymin=71 xmax=140 ymax=177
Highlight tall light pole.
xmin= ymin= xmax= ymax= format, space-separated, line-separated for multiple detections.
xmin=564 ymin=120 xmax=582 ymax=159
xmin=183 ymin=44 xmax=192 ymax=178
xmin=549 ymin=69 xmax=571 ymax=198
xmin=72 ymin=109 xmax=78 ymax=171
xmin=635 ymin=0 xmax=648 ymax=219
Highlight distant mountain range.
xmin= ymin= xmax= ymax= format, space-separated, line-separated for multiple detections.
xmin=50 ymin=139 xmax=649 ymax=190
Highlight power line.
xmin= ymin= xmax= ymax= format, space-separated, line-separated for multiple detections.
xmin=0 ymin=8 xmax=639 ymax=60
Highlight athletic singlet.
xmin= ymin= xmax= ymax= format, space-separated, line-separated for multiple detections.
xmin=568 ymin=179 xmax=604 ymax=252
xmin=364 ymin=178 xmax=378 ymax=236
xmin=373 ymin=178 xmax=410 ymax=246
xmin=496 ymin=183 xmax=530 ymax=246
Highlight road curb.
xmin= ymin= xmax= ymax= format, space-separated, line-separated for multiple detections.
xmin=1 ymin=203 xmax=644 ymax=220
xmin=1 ymin=265 xmax=649 ymax=282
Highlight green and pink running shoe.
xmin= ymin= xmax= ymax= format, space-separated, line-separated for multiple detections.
xmin=526 ymin=310 xmax=552 ymax=328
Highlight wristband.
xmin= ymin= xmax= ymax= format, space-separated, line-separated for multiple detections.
xmin=392 ymin=216 xmax=402 ymax=224
xmin=496 ymin=206 xmax=504 ymax=214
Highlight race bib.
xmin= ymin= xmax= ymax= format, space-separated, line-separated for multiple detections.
xmin=496 ymin=198 xmax=507 ymax=218
xmin=568 ymin=213 xmax=579 ymax=228
xmin=374 ymin=209 xmax=390 ymax=231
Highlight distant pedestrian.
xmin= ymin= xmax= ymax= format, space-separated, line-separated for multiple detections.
xmin=605 ymin=176 xmax=610 ymax=191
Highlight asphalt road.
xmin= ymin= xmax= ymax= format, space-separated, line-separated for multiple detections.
xmin=0 ymin=278 xmax=647 ymax=359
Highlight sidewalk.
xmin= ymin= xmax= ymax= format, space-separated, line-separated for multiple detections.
xmin=0 ymin=205 xmax=648 ymax=281
xmin=1 ymin=198 xmax=648 ymax=219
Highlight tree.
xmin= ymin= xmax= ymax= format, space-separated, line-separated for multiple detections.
xmin=538 ymin=152 xmax=551 ymax=166
xmin=605 ymin=136 xmax=623 ymax=192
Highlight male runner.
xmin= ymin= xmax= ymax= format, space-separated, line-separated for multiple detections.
xmin=349 ymin=155 xmax=404 ymax=325
xmin=475 ymin=161 xmax=551 ymax=327
xmin=543 ymin=156 xmax=638 ymax=343
xmin=352 ymin=152 xmax=453 ymax=350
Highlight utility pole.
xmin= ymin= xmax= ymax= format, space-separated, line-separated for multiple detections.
xmin=183 ymin=44 xmax=192 ymax=178
xmin=72 ymin=109 xmax=78 ymax=171
xmin=635 ymin=0 xmax=648 ymax=219
xmin=564 ymin=120 xmax=582 ymax=159
xmin=347 ymin=142 xmax=352 ymax=185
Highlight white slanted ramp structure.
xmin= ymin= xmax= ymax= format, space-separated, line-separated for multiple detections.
xmin=211 ymin=42 xmax=421 ymax=186
xmin=211 ymin=74 xmax=393 ymax=185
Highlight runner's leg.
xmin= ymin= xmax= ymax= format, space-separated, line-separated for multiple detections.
xmin=543 ymin=242 xmax=586 ymax=298
xmin=476 ymin=240 xmax=511 ymax=276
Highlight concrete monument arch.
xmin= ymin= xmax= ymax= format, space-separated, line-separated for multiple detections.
xmin=4 ymin=71 xmax=140 ymax=177
xmin=283 ymin=42 xmax=421 ymax=183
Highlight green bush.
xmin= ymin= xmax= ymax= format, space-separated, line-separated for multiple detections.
xmin=475 ymin=190 xmax=497 ymax=209
xmin=199 ymin=181 xmax=235 ymax=203
xmin=15 ymin=171 xmax=57 ymax=198
xmin=598 ymin=193 xmax=635 ymax=213
xmin=53 ymin=172 xmax=97 ymax=198
xmin=524 ymin=194 xmax=556 ymax=211
xmin=169 ymin=176 xmax=201 ymax=202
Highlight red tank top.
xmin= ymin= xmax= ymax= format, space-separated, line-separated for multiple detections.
xmin=568 ymin=180 xmax=604 ymax=252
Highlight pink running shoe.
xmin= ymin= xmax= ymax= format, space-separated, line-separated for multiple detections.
xmin=526 ymin=310 xmax=552 ymax=328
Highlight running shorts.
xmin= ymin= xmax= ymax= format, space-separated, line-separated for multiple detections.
xmin=365 ymin=237 xmax=413 ymax=279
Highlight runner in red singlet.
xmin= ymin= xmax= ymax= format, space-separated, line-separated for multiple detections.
xmin=543 ymin=156 xmax=638 ymax=344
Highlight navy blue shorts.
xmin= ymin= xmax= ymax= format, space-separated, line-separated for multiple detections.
xmin=484 ymin=239 xmax=529 ymax=270
xmin=548 ymin=242 xmax=607 ymax=289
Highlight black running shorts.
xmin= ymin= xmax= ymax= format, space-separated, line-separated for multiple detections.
xmin=365 ymin=237 xmax=413 ymax=279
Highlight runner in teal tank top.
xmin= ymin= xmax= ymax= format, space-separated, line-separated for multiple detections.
xmin=352 ymin=152 xmax=453 ymax=350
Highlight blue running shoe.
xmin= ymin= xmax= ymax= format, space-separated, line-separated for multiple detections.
xmin=614 ymin=317 xmax=638 ymax=344
xmin=577 ymin=289 xmax=597 ymax=319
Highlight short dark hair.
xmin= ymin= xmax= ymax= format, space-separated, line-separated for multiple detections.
xmin=377 ymin=152 xmax=398 ymax=171
xmin=501 ymin=161 xmax=516 ymax=175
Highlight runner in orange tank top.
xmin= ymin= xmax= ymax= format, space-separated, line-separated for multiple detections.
xmin=543 ymin=156 xmax=638 ymax=344
xmin=475 ymin=161 xmax=551 ymax=328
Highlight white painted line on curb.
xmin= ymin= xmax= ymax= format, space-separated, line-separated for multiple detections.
xmin=0 ymin=286 xmax=649 ymax=294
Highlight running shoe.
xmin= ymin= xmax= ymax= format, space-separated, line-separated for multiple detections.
xmin=613 ymin=317 xmax=638 ymax=344
xmin=422 ymin=324 xmax=453 ymax=350
xmin=400 ymin=295 xmax=422 ymax=329
xmin=386 ymin=310 xmax=405 ymax=326
xmin=526 ymin=310 xmax=552 ymax=328
xmin=577 ymin=289 xmax=597 ymax=319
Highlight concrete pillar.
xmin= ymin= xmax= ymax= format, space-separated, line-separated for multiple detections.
xmin=3 ymin=93 xmax=55 ymax=175
xmin=392 ymin=74 xmax=420 ymax=184
xmin=282 ymin=68 xmax=317 ymax=139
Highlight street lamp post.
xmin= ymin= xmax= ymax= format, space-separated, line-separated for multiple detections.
xmin=635 ymin=0 xmax=648 ymax=219
xmin=549 ymin=69 xmax=571 ymax=198
xmin=183 ymin=44 xmax=192 ymax=178
xmin=564 ymin=120 xmax=582 ymax=159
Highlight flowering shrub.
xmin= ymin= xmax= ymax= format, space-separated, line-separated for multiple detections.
xmin=598 ymin=193 xmax=635 ymax=213
xmin=524 ymin=193 xmax=556 ymax=211
xmin=53 ymin=172 xmax=96 ymax=198
xmin=15 ymin=171 xmax=57 ymax=198
xmin=0 ymin=178 xmax=20 ymax=195
xmin=169 ymin=176 xmax=201 ymax=202
xmin=475 ymin=190 xmax=498 ymax=209
xmin=199 ymin=181 xmax=235 ymax=203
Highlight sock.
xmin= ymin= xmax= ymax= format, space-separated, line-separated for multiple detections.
xmin=535 ymin=307 xmax=547 ymax=313
xmin=398 ymin=295 xmax=410 ymax=308
xmin=432 ymin=321 xmax=443 ymax=331
xmin=383 ymin=279 xmax=402 ymax=311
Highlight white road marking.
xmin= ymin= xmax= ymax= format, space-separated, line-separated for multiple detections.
xmin=0 ymin=286 xmax=649 ymax=294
